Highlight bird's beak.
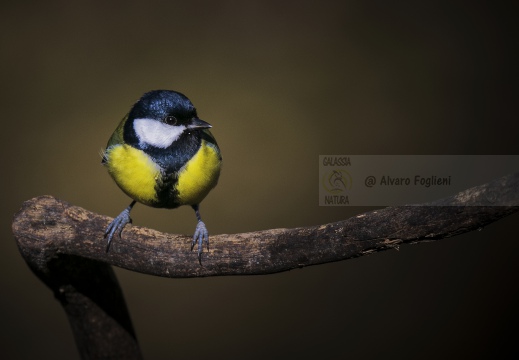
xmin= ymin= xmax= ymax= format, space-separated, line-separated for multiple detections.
xmin=188 ymin=118 xmax=212 ymax=129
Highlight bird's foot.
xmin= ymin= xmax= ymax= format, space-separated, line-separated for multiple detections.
xmin=104 ymin=208 xmax=132 ymax=252
xmin=191 ymin=221 xmax=209 ymax=265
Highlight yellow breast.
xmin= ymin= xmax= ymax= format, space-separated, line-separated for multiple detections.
xmin=175 ymin=140 xmax=221 ymax=206
xmin=105 ymin=144 xmax=160 ymax=205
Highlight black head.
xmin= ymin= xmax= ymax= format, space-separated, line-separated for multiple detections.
xmin=124 ymin=90 xmax=212 ymax=150
xmin=129 ymin=90 xmax=198 ymax=125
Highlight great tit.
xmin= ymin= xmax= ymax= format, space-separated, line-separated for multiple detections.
xmin=102 ymin=90 xmax=222 ymax=263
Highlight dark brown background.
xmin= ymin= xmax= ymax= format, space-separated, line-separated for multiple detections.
xmin=2 ymin=1 xmax=518 ymax=359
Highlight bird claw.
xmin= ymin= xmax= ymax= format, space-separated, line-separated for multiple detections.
xmin=191 ymin=221 xmax=209 ymax=265
xmin=104 ymin=208 xmax=132 ymax=252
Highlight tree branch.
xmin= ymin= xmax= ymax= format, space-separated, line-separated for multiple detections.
xmin=12 ymin=172 xmax=519 ymax=358
xmin=14 ymin=172 xmax=519 ymax=277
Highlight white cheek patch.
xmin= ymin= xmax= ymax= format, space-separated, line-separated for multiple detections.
xmin=133 ymin=118 xmax=186 ymax=148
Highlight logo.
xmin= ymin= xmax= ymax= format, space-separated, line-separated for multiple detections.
xmin=322 ymin=169 xmax=352 ymax=194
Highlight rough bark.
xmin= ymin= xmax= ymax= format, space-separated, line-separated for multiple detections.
xmin=12 ymin=172 xmax=519 ymax=359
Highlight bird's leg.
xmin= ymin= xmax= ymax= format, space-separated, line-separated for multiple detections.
xmin=191 ymin=204 xmax=209 ymax=265
xmin=104 ymin=200 xmax=136 ymax=252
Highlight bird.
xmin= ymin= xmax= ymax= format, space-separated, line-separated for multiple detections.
xmin=101 ymin=90 xmax=222 ymax=263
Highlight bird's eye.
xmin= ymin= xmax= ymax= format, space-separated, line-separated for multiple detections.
xmin=164 ymin=115 xmax=178 ymax=125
